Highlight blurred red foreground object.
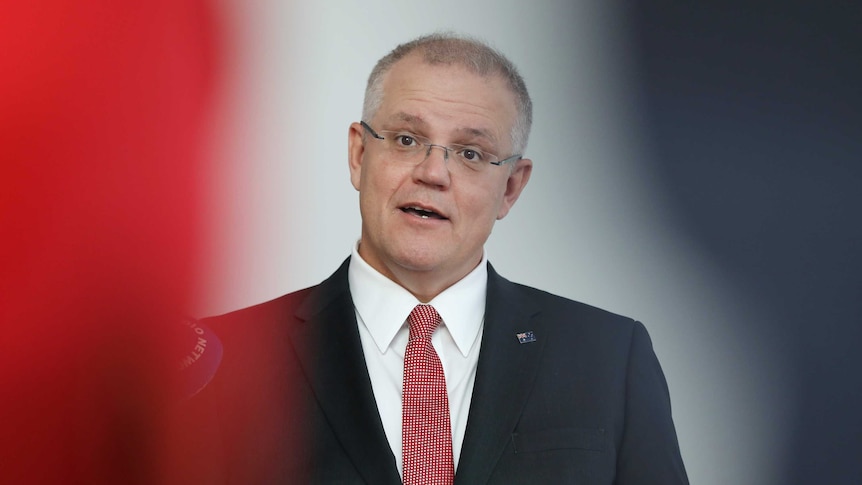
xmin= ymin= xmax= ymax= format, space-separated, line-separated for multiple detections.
xmin=1 ymin=2 xmax=221 ymax=483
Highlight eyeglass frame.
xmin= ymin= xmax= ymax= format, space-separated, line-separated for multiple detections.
xmin=359 ymin=121 xmax=522 ymax=168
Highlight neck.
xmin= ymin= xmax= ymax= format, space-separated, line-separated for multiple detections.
xmin=384 ymin=265 xmax=469 ymax=303
xmin=357 ymin=246 xmax=482 ymax=303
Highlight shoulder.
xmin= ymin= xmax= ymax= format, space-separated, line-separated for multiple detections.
xmin=199 ymin=287 xmax=311 ymax=344
xmin=514 ymin=281 xmax=633 ymax=322
xmin=193 ymin=287 xmax=317 ymax=383
xmin=203 ymin=287 xmax=313 ymax=328
xmin=201 ymin=258 xmax=352 ymax=337
xmin=489 ymin=266 xmax=647 ymax=344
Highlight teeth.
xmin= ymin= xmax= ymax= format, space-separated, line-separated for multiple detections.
xmin=403 ymin=205 xmax=440 ymax=219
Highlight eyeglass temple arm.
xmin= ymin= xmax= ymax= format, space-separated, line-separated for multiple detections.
xmin=359 ymin=121 xmax=384 ymax=140
xmin=491 ymin=154 xmax=522 ymax=166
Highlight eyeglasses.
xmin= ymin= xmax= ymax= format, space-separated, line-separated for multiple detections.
xmin=360 ymin=121 xmax=521 ymax=173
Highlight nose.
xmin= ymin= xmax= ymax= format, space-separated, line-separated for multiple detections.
xmin=414 ymin=143 xmax=451 ymax=187
xmin=423 ymin=143 xmax=451 ymax=162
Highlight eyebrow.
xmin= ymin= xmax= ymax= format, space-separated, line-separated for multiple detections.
xmin=387 ymin=112 xmax=498 ymax=145
xmin=453 ymin=126 xmax=497 ymax=146
xmin=389 ymin=112 xmax=427 ymax=128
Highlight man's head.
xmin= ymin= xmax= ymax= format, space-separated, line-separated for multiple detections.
xmin=348 ymin=34 xmax=533 ymax=302
xmin=362 ymin=34 xmax=532 ymax=155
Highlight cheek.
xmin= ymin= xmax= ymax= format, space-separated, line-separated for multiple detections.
xmin=476 ymin=181 xmax=508 ymax=214
xmin=459 ymin=187 xmax=505 ymax=230
xmin=360 ymin=166 xmax=402 ymax=214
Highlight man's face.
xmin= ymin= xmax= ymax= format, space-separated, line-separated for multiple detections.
xmin=348 ymin=53 xmax=532 ymax=299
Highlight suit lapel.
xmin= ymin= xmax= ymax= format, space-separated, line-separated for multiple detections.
xmin=289 ymin=260 xmax=401 ymax=485
xmin=454 ymin=264 xmax=547 ymax=485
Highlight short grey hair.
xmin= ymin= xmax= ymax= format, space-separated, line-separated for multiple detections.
xmin=362 ymin=33 xmax=533 ymax=155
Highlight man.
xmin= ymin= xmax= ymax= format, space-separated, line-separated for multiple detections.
xmin=195 ymin=33 xmax=689 ymax=484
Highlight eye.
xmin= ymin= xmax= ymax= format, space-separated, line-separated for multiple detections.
xmin=458 ymin=148 xmax=484 ymax=162
xmin=393 ymin=134 xmax=418 ymax=148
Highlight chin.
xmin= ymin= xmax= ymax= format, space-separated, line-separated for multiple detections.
xmin=391 ymin=252 xmax=445 ymax=273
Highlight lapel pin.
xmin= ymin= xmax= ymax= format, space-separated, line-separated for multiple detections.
xmin=516 ymin=331 xmax=536 ymax=344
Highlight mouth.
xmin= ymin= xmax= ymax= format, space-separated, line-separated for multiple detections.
xmin=400 ymin=205 xmax=448 ymax=220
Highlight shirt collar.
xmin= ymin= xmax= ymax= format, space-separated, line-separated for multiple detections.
xmin=348 ymin=242 xmax=487 ymax=357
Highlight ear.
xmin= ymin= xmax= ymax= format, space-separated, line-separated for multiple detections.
xmin=496 ymin=157 xmax=532 ymax=220
xmin=347 ymin=122 xmax=365 ymax=191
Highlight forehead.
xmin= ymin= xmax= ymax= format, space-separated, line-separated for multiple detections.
xmin=376 ymin=53 xmax=518 ymax=147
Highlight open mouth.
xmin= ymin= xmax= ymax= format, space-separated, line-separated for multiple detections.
xmin=400 ymin=206 xmax=447 ymax=220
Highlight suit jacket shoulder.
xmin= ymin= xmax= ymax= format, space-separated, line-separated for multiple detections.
xmin=456 ymin=265 xmax=689 ymax=484
xmin=193 ymin=260 xmax=402 ymax=484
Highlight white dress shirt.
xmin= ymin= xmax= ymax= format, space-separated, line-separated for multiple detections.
xmin=348 ymin=243 xmax=486 ymax=478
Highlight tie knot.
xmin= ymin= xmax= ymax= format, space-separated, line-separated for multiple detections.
xmin=407 ymin=304 xmax=441 ymax=341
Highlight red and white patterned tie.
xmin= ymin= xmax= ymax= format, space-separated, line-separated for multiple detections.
xmin=402 ymin=304 xmax=454 ymax=485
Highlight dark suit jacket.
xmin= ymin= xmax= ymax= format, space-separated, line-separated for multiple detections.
xmin=189 ymin=259 xmax=688 ymax=484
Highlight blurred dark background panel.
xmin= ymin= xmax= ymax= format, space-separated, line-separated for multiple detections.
xmin=627 ymin=2 xmax=861 ymax=483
